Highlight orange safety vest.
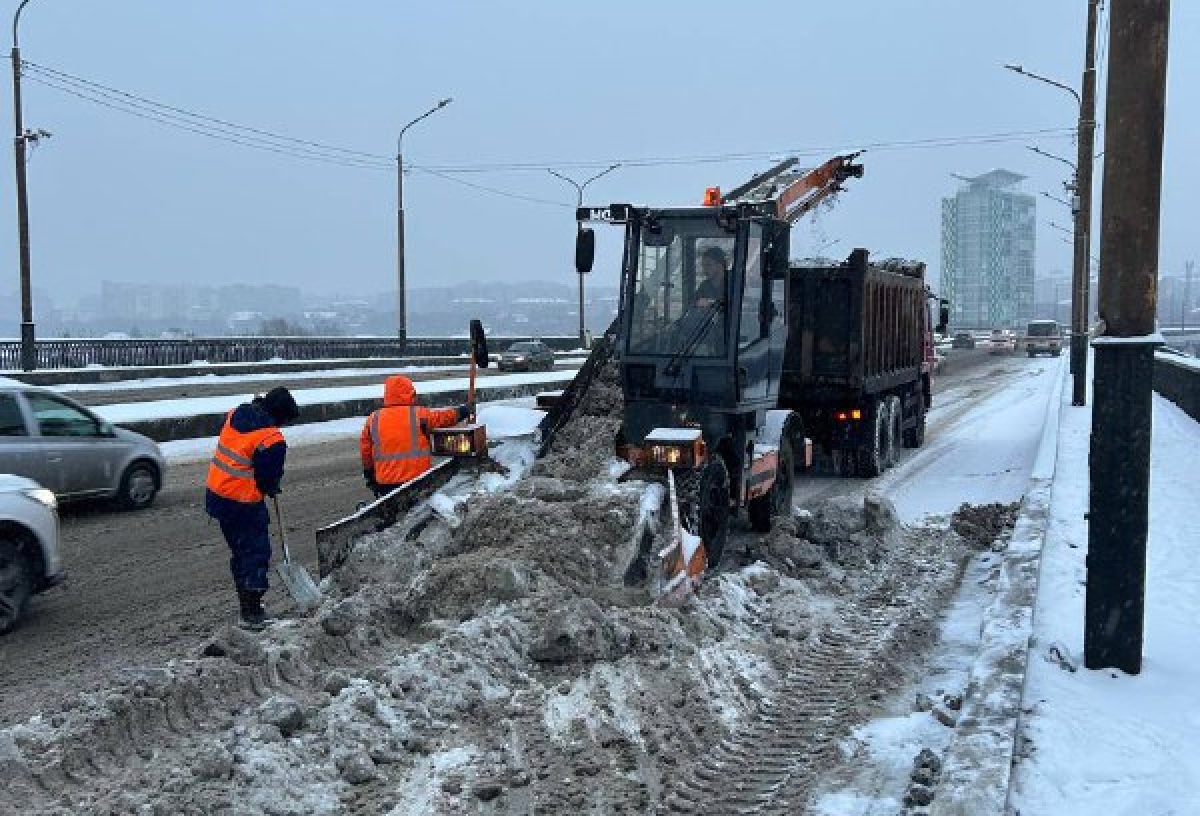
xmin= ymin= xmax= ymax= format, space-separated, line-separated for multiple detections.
xmin=206 ymin=412 xmax=285 ymax=503
xmin=361 ymin=404 xmax=459 ymax=486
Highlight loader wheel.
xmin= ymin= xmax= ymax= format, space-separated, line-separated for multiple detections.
xmin=748 ymin=436 xmax=795 ymax=533
xmin=681 ymin=458 xmax=731 ymax=570
xmin=856 ymin=402 xmax=886 ymax=478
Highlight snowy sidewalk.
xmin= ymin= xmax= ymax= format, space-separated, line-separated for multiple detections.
xmin=1008 ymin=391 xmax=1200 ymax=814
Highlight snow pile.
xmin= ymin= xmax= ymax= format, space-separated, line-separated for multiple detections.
xmin=1 ymin=356 xmax=978 ymax=814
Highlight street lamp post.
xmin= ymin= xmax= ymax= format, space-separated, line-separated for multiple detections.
xmin=11 ymin=0 xmax=39 ymax=371
xmin=1006 ymin=0 xmax=1100 ymax=407
xmin=395 ymin=98 xmax=451 ymax=345
xmin=547 ymin=164 xmax=619 ymax=343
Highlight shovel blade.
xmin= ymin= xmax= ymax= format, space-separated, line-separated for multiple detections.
xmin=276 ymin=562 xmax=321 ymax=612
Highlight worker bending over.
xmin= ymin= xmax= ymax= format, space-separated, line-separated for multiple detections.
xmin=361 ymin=375 xmax=471 ymax=496
xmin=205 ymin=386 xmax=300 ymax=629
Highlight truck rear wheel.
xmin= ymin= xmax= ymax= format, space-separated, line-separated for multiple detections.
xmin=748 ymin=437 xmax=795 ymax=533
xmin=884 ymin=396 xmax=901 ymax=469
xmin=902 ymin=391 xmax=927 ymax=449
xmin=856 ymin=402 xmax=886 ymax=478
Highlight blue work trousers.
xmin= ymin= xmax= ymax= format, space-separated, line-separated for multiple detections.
xmin=218 ymin=515 xmax=273 ymax=592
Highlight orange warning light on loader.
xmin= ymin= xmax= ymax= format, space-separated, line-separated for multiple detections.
xmin=703 ymin=186 xmax=722 ymax=206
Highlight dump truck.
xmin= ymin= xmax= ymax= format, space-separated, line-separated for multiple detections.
xmin=780 ymin=250 xmax=945 ymax=477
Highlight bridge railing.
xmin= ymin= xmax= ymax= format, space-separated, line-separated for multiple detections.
xmin=0 ymin=335 xmax=582 ymax=371
xmin=1154 ymin=350 xmax=1200 ymax=424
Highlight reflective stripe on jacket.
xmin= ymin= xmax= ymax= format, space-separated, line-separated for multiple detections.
xmin=360 ymin=404 xmax=459 ymax=485
xmin=207 ymin=411 xmax=285 ymax=503
xmin=359 ymin=375 xmax=459 ymax=486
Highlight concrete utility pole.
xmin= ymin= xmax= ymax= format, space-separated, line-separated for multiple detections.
xmin=1085 ymin=0 xmax=1170 ymax=675
xmin=395 ymin=98 xmax=451 ymax=345
xmin=547 ymin=164 xmax=619 ymax=343
xmin=1005 ymin=0 xmax=1100 ymax=405
xmin=10 ymin=0 xmax=38 ymax=371
xmin=1072 ymin=0 xmax=1101 ymax=406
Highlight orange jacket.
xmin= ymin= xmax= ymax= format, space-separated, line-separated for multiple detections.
xmin=360 ymin=376 xmax=461 ymax=486
xmin=207 ymin=409 xmax=286 ymax=504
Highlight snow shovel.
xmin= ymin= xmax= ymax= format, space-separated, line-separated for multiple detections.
xmin=271 ymin=496 xmax=321 ymax=612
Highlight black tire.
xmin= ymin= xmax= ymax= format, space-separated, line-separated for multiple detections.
xmin=0 ymin=539 xmax=34 ymax=635
xmin=856 ymin=402 xmax=886 ymax=478
xmin=902 ymin=394 xmax=927 ymax=449
xmin=681 ymin=457 xmax=731 ymax=570
xmin=884 ymin=396 xmax=901 ymax=469
xmin=118 ymin=461 xmax=159 ymax=510
xmin=748 ymin=436 xmax=795 ymax=533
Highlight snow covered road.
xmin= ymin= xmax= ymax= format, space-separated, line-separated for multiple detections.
xmin=792 ymin=354 xmax=1064 ymax=522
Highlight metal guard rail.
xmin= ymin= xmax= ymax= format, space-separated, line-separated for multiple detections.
xmin=0 ymin=335 xmax=581 ymax=370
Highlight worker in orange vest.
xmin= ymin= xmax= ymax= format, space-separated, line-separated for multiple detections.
xmin=360 ymin=375 xmax=471 ymax=496
xmin=205 ymin=386 xmax=300 ymax=630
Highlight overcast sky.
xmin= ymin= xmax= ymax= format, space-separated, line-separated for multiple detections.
xmin=1 ymin=0 xmax=1196 ymax=317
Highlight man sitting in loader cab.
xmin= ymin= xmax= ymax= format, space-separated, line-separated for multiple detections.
xmin=360 ymin=375 xmax=471 ymax=497
xmin=694 ymin=245 xmax=729 ymax=309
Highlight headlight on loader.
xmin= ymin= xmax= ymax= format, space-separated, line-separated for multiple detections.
xmin=647 ymin=444 xmax=687 ymax=466
xmin=642 ymin=428 xmax=706 ymax=469
xmin=430 ymin=424 xmax=488 ymax=459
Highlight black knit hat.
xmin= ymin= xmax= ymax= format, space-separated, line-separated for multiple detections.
xmin=259 ymin=386 xmax=299 ymax=424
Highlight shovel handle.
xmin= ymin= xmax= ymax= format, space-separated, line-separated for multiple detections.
xmin=271 ymin=495 xmax=292 ymax=565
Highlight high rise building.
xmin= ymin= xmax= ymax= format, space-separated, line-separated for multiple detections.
xmin=941 ymin=169 xmax=1036 ymax=329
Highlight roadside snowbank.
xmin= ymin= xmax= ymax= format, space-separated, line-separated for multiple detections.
xmin=1008 ymin=394 xmax=1200 ymax=814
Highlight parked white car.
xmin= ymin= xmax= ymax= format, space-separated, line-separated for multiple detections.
xmin=0 ymin=473 xmax=63 ymax=633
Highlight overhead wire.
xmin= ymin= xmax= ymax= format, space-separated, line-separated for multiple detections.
xmin=22 ymin=57 xmax=1077 ymax=207
xmin=418 ymin=127 xmax=1077 ymax=174
xmin=22 ymin=59 xmax=391 ymax=162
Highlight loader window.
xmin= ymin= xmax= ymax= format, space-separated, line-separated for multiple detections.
xmin=739 ymin=227 xmax=765 ymax=349
xmin=628 ymin=217 xmax=733 ymax=357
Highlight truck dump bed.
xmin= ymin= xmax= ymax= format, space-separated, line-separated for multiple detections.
xmin=781 ymin=249 xmax=927 ymax=402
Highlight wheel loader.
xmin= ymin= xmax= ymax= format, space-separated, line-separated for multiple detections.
xmin=576 ymin=154 xmax=867 ymax=603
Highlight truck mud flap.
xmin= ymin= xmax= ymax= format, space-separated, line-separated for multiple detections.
xmin=314 ymin=458 xmax=460 ymax=578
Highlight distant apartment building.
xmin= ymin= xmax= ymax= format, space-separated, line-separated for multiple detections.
xmin=941 ymin=169 xmax=1036 ymax=329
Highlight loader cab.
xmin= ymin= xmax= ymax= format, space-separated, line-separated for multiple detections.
xmin=605 ymin=206 xmax=791 ymax=445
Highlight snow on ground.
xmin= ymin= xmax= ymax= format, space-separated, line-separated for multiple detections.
xmin=879 ymin=357 xmax=1061 ymax=521
xmin=804 ymin=360 xmax=1063 ymax=814
xmin=812 ymin=551 xmax=999 ymax=816
xmin=1008 ymin=393 xmax=1200 ymax=815
xmin=161 ymin=398 xmax=544 ymax=463
xmin=50 ymin=358 xmax=589 ymax=393
xmin=93 ymin=367 xmax=579 ymax=424
xmin=53 ymin=364 xmax=472 ymax=392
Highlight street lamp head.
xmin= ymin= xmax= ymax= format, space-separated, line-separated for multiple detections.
xmin=1004 ymin=63 xmax=1024 ymax=74
xmin=437 ymin=98 xmax=452 ymax=109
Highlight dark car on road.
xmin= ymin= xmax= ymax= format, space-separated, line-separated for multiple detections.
xmin=498 ymin=341 xmax=555 ymax=372
xmin=951 ymin=331 xmax=976 ymax=350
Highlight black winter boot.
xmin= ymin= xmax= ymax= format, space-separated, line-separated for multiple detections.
xmin=237 ymin=589 xmax=272 ymax=631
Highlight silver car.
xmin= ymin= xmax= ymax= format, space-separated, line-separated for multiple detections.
xmin=0 ymin=472 xmax=63 ymax=633
xmin=0 ymin=381 xmax=166 ymax=509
